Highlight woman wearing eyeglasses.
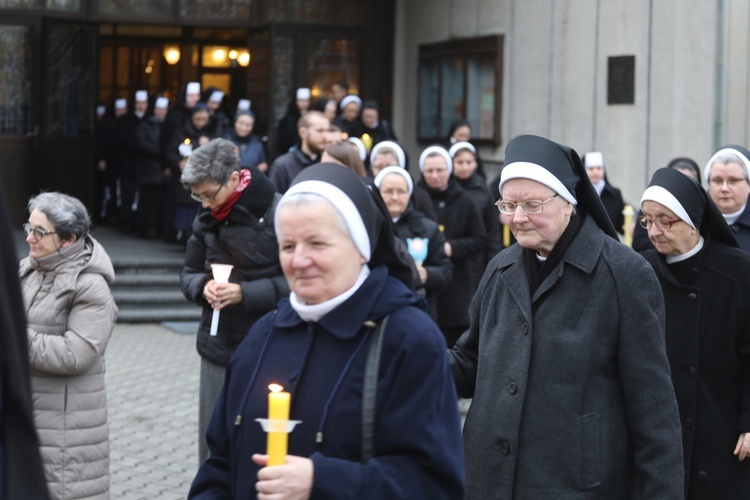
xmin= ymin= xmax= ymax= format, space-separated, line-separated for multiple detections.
xmin=640 ymin=167 xmax=750 ymax=498
xmin=179 ymin=138 xmax=290 ymax=465
xmin=19 ymin=192 xmax=118 ymax=499
xmin=704 ymin=145 xmax=750 ymax=254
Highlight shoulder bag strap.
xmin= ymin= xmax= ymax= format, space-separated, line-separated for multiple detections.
xmin=361 ymin=314 xmax=389 ymax=462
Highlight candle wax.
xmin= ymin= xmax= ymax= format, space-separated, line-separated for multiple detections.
xmin=267 ymin=390 xmax=290 ymax=466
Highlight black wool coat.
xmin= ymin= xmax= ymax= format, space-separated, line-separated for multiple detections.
xmin=180 ymin=170 xmax=290 ymax=365
xmin=727 ymin=201 xmax=750 ymax=255
xmin=134 ymin=117 xmax=167 ymax=186
xmin=456 ymin=173 xmax=503 ymax=266
xmin=599 ymin=182 xmax=626 ymax=234
xmin=417 ymin=178 xmax=487 ymax=332
xmin=643 ymin=240 xmax=750 ymax=499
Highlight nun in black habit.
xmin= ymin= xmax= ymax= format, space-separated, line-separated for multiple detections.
xmin=640 ymin=167 xmax=750 ymax=499
xmin=450 ymin=135 xmax=684 ymax=499
xmin=189 ymin=163 xmax=464 ymax=499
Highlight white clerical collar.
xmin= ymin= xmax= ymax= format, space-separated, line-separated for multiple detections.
xmin=289 ymin=265 xmax=370 ymax=322
xmin=722 ymin=203 xmax=746 ymax=225
xmin=666 ymin=236 xmax=705 ymax=264
xmin=535 ymin=253 xmax=547 ymax=262
xmin=593 ymin=179 xmax=606 ymax=196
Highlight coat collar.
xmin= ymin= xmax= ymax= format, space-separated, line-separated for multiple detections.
xmin=273 ymin=266 xmax=405 ymax=339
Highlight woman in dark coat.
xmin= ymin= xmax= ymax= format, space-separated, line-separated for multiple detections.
xmin=415 ymin=145 xmax=486 ymax=347
xmin=640 ymin=167 xmax=750 ymax=499
xmin=188 ymin=163 xmax=464 ymax=499
xmin=179 ymin=139 xmax=290 ymax=464
xmin=583 ymin=151 xmax=626 ymax=234
xmin=225 ymin=110 xmax=267 ymax=173
xmin=374 ymin=166 xmax=453 ymax=321
xmin=450 ymin=141 xmax=503 ymax=266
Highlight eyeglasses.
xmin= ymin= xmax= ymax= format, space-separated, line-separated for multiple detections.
xmin=23 ymin=223 xmax=56 ymax=241
xmin=708 ymin=177 xmax=748 ymax=187
xmin=638 ymin=215 xmax=682 ymax=231
xmin=380 ymin=188 xmax=409 ymax=198
xmin=495 ymin=194 xmax=559 ymax=215
xmin=190 ymin=183 xmax=224 ymax=203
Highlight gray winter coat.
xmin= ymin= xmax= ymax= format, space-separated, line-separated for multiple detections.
xmin=20 ymin=236 xmax=118 ymax=500
xmin=450 ymin=215 xmax=684 ymax=499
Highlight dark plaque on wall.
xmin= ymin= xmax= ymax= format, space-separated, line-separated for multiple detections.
xmin=607 ymin=55 xmax=635 ymax=105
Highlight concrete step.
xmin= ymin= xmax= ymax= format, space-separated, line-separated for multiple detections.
xmin=115 ymin=273 xmax=181 ymax=287
xmin=117 ymin=307 xmax=202 ymax=323
xmin=113 ymin=289 xmax=191 ymax=306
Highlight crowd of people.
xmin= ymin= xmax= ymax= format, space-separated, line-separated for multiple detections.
xmin=3 ymin=77 xmax=750 ymax=498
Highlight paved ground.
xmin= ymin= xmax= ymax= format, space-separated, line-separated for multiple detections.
xmin=106 ymin=322 xmax=200 ymax=499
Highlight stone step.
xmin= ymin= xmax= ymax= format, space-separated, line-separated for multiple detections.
xmin=117 ymin=307 xmax=202 ymax=323
xmin=114 ymin=273 xmax=181 ymax=287
xmin=113 ymin=289 xmax=191 ymax=306
xmin=112 ymin=261 xmax=184 ymax=275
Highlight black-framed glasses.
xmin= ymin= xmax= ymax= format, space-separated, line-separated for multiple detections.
xmin=708 ymin=177 xmax=748 ymax=187
xmin=495 ymin=194 xmax=559 ymax=215
xmin=190 ymin=184 xmax=224 ymax=203
xmin=23 ymin=223 xmax=56 ymax=241
xmin=638 ymin=215 xmax=682 ymax=231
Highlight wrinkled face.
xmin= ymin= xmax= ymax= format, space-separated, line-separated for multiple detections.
xmin=189 ymin=171 xmax=239 ymax=211
xmin=342 ymin=102 xmax=360 ymax=121
xmin=323 ymin=101 xmax=337 ymax=121
xmin=234 ymin=114 xmax=254 ymax=138
xmin=378 ymin=173 xmax=411 ymax=219
xmin=707 ymin=161 xmax=750 ymax=214
xmin=641 ymin=200 xmax=700 ymax=256
xmin=26 ymin=209 xmax=71 ymax=259
xmin=296 ymin=98 xmax=311 ymax=113
xmin=372 ymin=152 xmax=399 ymax=176
xmin=361 ymin=108 xmax=378 ymax=128
xmin=500 ymin=178 xmax=573 ymax=257
xmin=452 ymin=150 xmax=477 ymax=180
xmin=185 ymin=92 xmax=200 ymax=108
xmin=452 ymin=125 xmax=471 ymax=142
xmin=300 ymin=115 xmax=330 ymax=154
xmin=191 ymin=110 xmax=209 ymax=130
xmin=422 ymin=155 xmax=450 ymax=191
xmin=586 ymin=165 xmax=604 ymax=185
xmin=277 ymin=201 xmax=365 ymax=305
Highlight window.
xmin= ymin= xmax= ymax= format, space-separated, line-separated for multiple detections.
xmin=418 ymin=35 xmax=503 ymax=145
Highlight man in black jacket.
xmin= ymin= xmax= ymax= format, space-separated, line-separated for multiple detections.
xmin=269 ymin=110 xmax=329 ymax=193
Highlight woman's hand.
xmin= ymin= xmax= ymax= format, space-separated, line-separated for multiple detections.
xmin=203 ymin=280 xmax=242 ymax=310
xmin=417 ymin=265 xmax=428 ymax=284
xmin=253 ymin=454 xmax=313 ymax=500
xmin=734 ymin=432 xmax=750 ymax=461
xmin=444 ymin=241 xmax=452 ymax=257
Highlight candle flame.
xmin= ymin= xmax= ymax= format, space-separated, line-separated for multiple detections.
xmin=269 ymin=383 xmax=284 ymax=393
xmin=183 ymin=138 xmax=191 ymax=145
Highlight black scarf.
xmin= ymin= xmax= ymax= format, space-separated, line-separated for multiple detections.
xmin=524 ymin=211 xmax=584 ymax=296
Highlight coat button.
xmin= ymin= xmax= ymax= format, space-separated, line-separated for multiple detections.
xmin=687 ymin=366 xmax=696 ymax=377
xmin=521 ymin=322 xmax=528 ymax=334
xmin=688 ymin=293 xmax=697 ymax=301
xmin=697 ymin=470 xmax=707 ymax=480
xmin=684 ymin=417 xmax=694 ymax=428
xmin=732 ymin=225 xmax=740 ymax=233
xmin=507 ymin=382 xmax=517 ymax=395
xmin=499 ymin=441 xmax=510 ymax=454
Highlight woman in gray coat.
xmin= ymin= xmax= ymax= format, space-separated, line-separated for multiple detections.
xmin=19 ymin=192 xmax=118 ymax=499
xmin=450 ymin=135 xmax=684 ymax=499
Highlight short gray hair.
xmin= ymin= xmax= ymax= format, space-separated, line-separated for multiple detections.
xmin=181 ymin=138 xmax=240 ymax=188
xmin=28 ymin=192 xmax=90 ymax=241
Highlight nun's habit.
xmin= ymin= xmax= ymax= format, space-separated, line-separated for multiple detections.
xmin=450 ymin=135 xmax=683 ymax=499
xmin=641 ymin=168 xmax=750 ymax=499
xmin=189 ymin=163 xmax=464 ymax=499
xmin=704 ymin=145 xmax=750 ymax=253
xmin=582 ymin=151 xmax=627 ymax=235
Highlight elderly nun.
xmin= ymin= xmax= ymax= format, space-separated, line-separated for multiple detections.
xmin=189 ymin=163 xmax=464 ymax=499
xmin=450 ymin=135 xmax=684 ymax=499
xmin=640 ymin=167 xmax=750 ymax=499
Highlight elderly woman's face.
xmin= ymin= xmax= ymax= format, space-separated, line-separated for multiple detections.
xmin=379 ymin=174 xmax=411 ymax=219
xmin=277 ymin=200 xmax=365 ymax=305
xmin=234 ymin=114 xmax=254 ymax=138
xmin=423 ymin=156 xmax=450 ymax=191
xmin=641 ymin=200 xmax=700 ymax=256
xmin=501 ymin=178 xmax=573 ymax=257
xmin=707 ymin=161 xmax=750 ymax=214
xmin=25 ymin=209 xmax=73 ymax=259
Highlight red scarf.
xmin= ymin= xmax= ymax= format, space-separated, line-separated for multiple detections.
xmin=211 ymin=169 xmax=252 ymax=221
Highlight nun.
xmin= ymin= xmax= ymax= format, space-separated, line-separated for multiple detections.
xmin=582 ymin=151 xmax=626 ymax=234
xmin=704 ymin=145 xmax=750 ymax=253
xmin=640 ymin=167 xmax=750 ymax=499
xmin=450 ymin=135 xmax=684 ymax=499
xmin=189 ymin=163 xmax=464 ymax=499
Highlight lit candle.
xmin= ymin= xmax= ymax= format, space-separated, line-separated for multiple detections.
xmin=361 ymin=133 xmax=373 ymax=151
xmin=622 ymin=204 xmax=635 ymax=247
xmin=267 ymin=384 xmax=290 ymax=466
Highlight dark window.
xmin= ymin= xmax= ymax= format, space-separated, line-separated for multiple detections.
xmin=418 ymin=35 xmax=503 ymax=145
xmin=0 ymin=0 xmax=79 ymax=11
xmin=0 ymin=25 xmax=32 ymax=135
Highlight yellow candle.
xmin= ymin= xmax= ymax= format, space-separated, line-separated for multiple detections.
xmin=361 ymin=133 xmax=373 ymax=151
xmin=503 ymin=225 xmax=511 ymax=248
xmin=267 ymin=384 xmax=290 ymax=466
xmin=622 ymin=204 xmax=635 ymax=247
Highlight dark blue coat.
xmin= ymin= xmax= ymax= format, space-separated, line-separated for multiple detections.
xmin=189 ymin=266 xmax=465 ymax=499
xmin=728 ymin=201 xmax=750 ymax=254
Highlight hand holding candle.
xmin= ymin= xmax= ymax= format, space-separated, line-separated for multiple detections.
xmin=209 ymin=263 xmax=233 ymax=337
